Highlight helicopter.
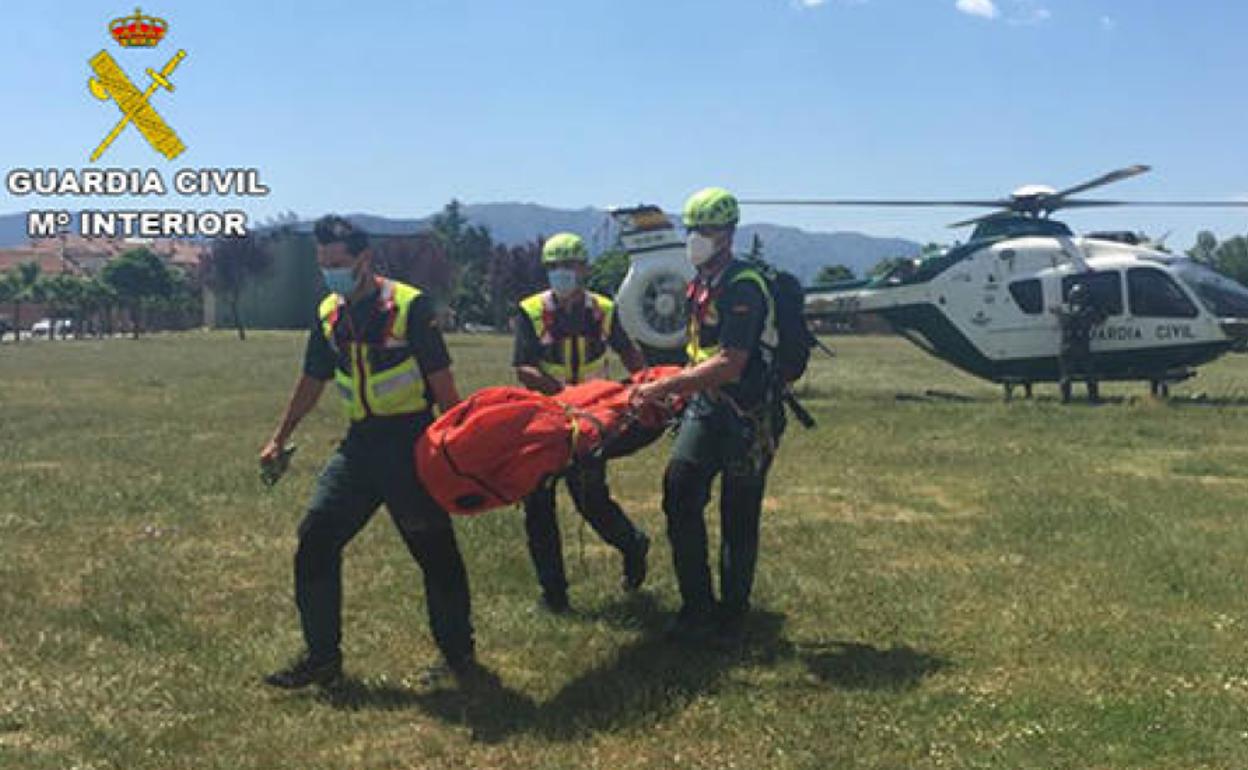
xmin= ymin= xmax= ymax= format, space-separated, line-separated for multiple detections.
xmin=609 ymin=166 xmax=1248 ymax=397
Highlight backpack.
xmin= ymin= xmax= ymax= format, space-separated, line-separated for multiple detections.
xmin=734 ymin=263 xmax=816 ymax=383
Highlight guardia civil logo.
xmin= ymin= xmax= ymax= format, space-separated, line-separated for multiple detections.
xmin=87 ymin=8 xmax=187 ymax=162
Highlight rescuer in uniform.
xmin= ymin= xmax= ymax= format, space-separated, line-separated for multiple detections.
xmin=513 ymin=232 xmax=652 ymax=613
xmin=260 ymin=215 xmax=478 ymax=688
xmin=1055 ymin=281 xmax=1107 ymax=403
xmin=632 ymin=188 xmax=785 ymax=645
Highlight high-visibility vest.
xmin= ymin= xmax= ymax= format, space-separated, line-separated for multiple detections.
xmin=318 ymin=278 xmax=430 ymax=421
xmin=686 ymin=264 xmax=777 ymax=365
xmin=519 ymin=290 xmax=615 ymax=385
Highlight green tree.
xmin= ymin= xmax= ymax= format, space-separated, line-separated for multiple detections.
xmin=1187 ymin=231 xmax=1219 ymax=265
xmin=40 ymin=273 xmax=85 ymax=341
xmin=488 ymin=242 xmax=545 ymax=328
xmin=1213 ymin=236 xmax=1248 ymax=286
xmin=74 ymin=276 xmax=114 ymax=338
xmin=814 ymin=264 xmax=855 ymax=285
xmin=0 ymin=271 xmax=15 ymax=341
xmin=201 ymin=233 xmax=274 ymax=340
xmin=102 ymin=248 xmax=175 ymax=338
xmin=372 ymin=233 xmax=454 ymax=299
xmin=430 ymin=200 xmax=495 ymax=327
xmin=587 ymin=249 xmax=630 ymax=297
xmin=2 ymin=262 xmax=43 ymax=341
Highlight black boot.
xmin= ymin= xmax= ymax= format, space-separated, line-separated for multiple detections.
xmin=621 ymin=532 xmax=650 ymax=592
xmin=263 ymin=653 xmax=342 ymax=689
xmin=665 ymin=605 xmax=717 ymax=644
xmin=538 ymin=588 xmax=571 ymax=614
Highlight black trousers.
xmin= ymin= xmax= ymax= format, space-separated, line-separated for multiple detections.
xmin=523 ymin=455 xmax=642 ymax=597
xmin=1059 ymin=343 xmax=1098 ymax=398
xmin=295 ymin=423 xmax=474 ymax=663
xmin=662 ymin=397 xmax=781 ymax=618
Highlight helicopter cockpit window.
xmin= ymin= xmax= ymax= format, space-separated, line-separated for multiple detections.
xmin=1062 ymin=272 xmax=1123 ymax=315
xmin=1008 ymin=279 xmax=1043 ymax=314
xmin=1176 ymin=264 xmax=1248 ymax=318
xmin=1127 ymin=268 xmax=1198 ymax=319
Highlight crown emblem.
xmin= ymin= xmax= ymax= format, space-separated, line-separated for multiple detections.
xmin=109 ymin=8 xmax=168 ymax=48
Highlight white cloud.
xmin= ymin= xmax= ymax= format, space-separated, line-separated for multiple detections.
xmin=1100 ymin=15 xmax=1117 ymax=32
xmin=956 ymin=0 xmax=999 ymax=19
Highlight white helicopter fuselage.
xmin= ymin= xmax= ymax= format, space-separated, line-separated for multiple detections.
xmin=807 ymin=235 xmax=1248 ymax=384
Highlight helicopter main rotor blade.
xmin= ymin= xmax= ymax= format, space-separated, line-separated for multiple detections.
xmin=1081 ymin=200 xmax=1248 ymax=208
xmin=947 ymin=210 xmax=1015 ymax=228
xmin=1051 ymin=164 xmax=1151 ymax=200
xmin=740 ymin=198 xmax=1010 ymax=208
xmin=1050 ymin=199 xmax=1248 ymax=209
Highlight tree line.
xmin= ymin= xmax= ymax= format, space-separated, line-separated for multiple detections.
xmin=208 ymin=201 xmax=629 ymax=337
xmin=0 ymin=249 xmax=200 ymax=341
xmin=0 ymin=201 xmax=630 ymax=341
xmin=14 ymin=206 xmax=1238 ymax=342
xmin=1187 ymin=231 xmax=1248 ymax=285
xmin=389 ymin=200 xmax=627 ymax=331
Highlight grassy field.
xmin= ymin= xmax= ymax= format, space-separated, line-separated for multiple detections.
xmin=4 ymin=331 xmax=1248 ymax=769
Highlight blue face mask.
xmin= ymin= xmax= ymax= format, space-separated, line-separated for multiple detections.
xmin=321 ymin=267 xmax=357 ymax=295
xmin=548 ymin=268 xmax=580 ymax=298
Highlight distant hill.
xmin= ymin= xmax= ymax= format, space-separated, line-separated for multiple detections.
xmin=326 ymin=204 xmax=921 ymax=283
xmin=734 ymin=223 xmax=920 ymax=285
xmin=0 ymin=204 xmax=920 ymax=284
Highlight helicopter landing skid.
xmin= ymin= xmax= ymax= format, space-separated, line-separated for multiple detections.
xmin=1147 ymin=368 xmax=1195 ymax=398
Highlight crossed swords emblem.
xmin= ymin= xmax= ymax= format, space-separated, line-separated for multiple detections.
xmin=88 ymin=49 xmax=187 ymax=162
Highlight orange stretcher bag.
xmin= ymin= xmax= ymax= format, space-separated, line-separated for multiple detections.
xmin=415 ymin=367 xmax=683 ymax=515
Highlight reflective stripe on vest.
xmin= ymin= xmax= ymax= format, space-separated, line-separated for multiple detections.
xmin=519 ymin=290 xmax=615 ymax=385
xmin=317 ymin=278 xmax=429 ymax=422
xmin=686 ymin=267 xmax=778 ymax=365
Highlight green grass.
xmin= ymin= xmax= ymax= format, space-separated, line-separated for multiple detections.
xmin=4 ymin=331 xmax=1248 ymax=769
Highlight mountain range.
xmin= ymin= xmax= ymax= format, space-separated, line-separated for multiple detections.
xmin=0 ymin=203 xmax=920 ymax=284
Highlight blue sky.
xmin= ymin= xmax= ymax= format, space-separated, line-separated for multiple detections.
xmin=1 ymin=0 xmax=1244 ymax=247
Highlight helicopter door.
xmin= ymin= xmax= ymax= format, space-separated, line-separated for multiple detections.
xmin=1059 ymin=271 xmax=1127 ymax=353
xmin=986 ymin=277 xmax=1052 ymax=360
xmin=1123 ymin=267 xmax=1207 ymax=348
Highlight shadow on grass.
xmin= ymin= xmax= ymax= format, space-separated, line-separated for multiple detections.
xmin=796 ymin=641 xmax=949 ymax=691
xmin=317 ymin=596 xmax=947 ymax=743
xmin=893 ymin=389 xmax=990 ymax=404
xmin=317 ymin=671 xmax=540 ymax=743
xmin=1166 ymin=395 xmax=1248 ymax=408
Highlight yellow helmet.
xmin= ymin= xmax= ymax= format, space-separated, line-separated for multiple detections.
xmin=542 ymin=232 xmax=589 ymax=264
xmin=682 ymin=187 xmax=740 ymax=229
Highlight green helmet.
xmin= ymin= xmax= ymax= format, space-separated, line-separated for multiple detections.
xmin=542 ymin=232 xmax=589 ymax=265
xmin=682 ymin=187 xmax=740 ymax=229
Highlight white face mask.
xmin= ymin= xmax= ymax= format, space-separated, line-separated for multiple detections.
xmin=548 ymin=268 xmax=580 ymax=298
xmin=687 ymin=232 xmax=718 ymax=267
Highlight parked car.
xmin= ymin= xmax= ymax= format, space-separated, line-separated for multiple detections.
xmin=0 ymin=318 xmax=12 ymax=340
xmin=31 ymin=318 xmax=73 ymax=339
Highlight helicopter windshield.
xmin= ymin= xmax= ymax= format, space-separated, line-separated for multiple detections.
xmin=1175 ymin=261 xmax=1248 ymax=318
